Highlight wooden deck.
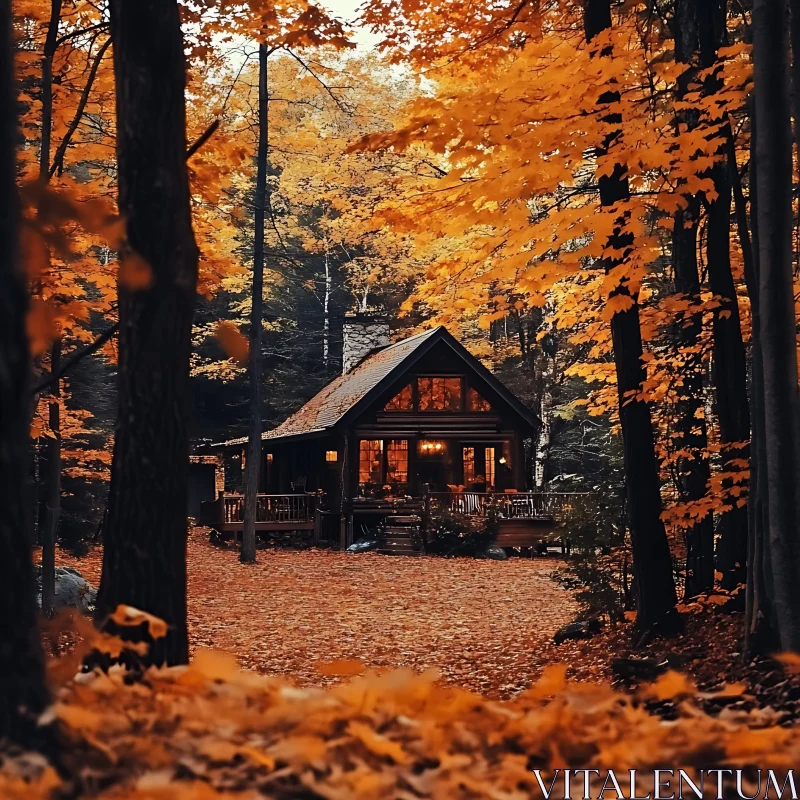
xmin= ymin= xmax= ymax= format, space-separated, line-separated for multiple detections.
xmin=200 ymin=493 xmax=322 ymax=539
xmin=201 ymin=490 xmax=587 ymax=553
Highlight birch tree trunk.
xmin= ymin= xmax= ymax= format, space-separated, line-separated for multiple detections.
xmin=241 ymin=44 xmax=269 ymax=564
xmin=95 ymin=0 xmax=198 ymax=665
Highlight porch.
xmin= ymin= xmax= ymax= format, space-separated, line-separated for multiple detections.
xmin=201 ymin=489 xmax=588 ymax=552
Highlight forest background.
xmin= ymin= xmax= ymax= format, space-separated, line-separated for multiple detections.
xmin=15 ymin=0 xmax=800 ymax=648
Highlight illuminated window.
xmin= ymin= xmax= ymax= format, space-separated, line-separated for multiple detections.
xmin=386 ymin=440 xmax=408 ymax=484
xmin=467 ymin=387 xmax=492 ymax=412
xmin=384 ymin=384 xmax=413 ymax=411
xmin=266 ymin=453 xmax=273 ymax=462
xmin=358 ymin=440 xmax=383 ymax=484
xmin=485 ymin=447 xmax=496 ymax=488
xmin=463 ymin=447 xmax=475 ymax=485
xmin=325 ymin=450 xmax=338 ymax=462
xmin=417 ymin=377 xmax=461 ymax=411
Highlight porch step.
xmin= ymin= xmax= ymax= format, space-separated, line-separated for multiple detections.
xmin=378 ymin=544 xmax=424 ymax=556
xmin=386 ymin=515 xmax=421 ymax=525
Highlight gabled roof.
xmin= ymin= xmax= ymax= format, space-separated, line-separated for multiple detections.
xmin=215 ymin=326 xmax=539 ymax=447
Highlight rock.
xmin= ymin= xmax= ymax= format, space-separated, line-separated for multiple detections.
xmin=610 ymin=655 xmax=685 ymax=682
xmin=347 ymin=539 xmax=379 ymax=553
xmin=35 ymin=565 xmax=97 ymax=613
xmin=553 ymin=618 xmax=602 ymax=645
xmin=479 ymin=546 xmax=508 ymax=561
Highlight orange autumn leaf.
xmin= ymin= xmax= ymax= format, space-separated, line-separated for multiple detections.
xmin=119 ymin=252 xmax=153 ymax=290
xmin=215 ymin=321 xmax=249 ymax=364
xmin=316 ymin=659 xmax=365 ymax=677
xmin=109 ymin=605 xmax=169 ymax=639
xmin=26 ymin=298 xmax=56 ymax=357
xmin=647 ymin=670 xmax=694 ymax=701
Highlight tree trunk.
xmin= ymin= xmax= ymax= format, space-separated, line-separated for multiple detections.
xmin=671 ymin=0 xmax=715 ymax=596
xmin=584 ymin=0 xmax=679 ymax=637
xmin=241 ymin=44 xmax=269 ymax=565
xmin=95 ymin=0 xmax=198 ymax=665
xmin=695 ymin=0 xmax=751 ymax=589
xmin=41 ymin=336 xmax=61 ymax=617
xmin=789 ymin=0 xmax=800 ymax=187
xmin=744 ymin=98 xmax=777 ymax=653
xmin=753 ymin=0 xmax=800 ymax=651
xmin=0 ymin=0 xmax=53 ymax=748
xmin=38 ymin=0 xmax=63 ymax=618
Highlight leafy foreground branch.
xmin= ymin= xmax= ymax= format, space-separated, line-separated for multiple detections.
xmin=3 ymin=612 xmax=800 ymax=799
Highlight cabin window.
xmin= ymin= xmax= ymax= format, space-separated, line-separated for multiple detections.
xmin=384 ymin=384 xmax=413 ymax=411
xmin=358 ymin=440 xmax=383 ymax=485
xmin=418 ymin=377 xmax=461 ymax=411
xmin=463 ymin=447 xmax=475 ymax=485
xmin=485 ymin=447 xmax=496 ymax=488
xmin=466 ymin=387 xmax=492 ymax=412
xmin=325 ymin=450 xmax=338 ymax=462
xmin=386 ymin=440 xmax=409 ymax=484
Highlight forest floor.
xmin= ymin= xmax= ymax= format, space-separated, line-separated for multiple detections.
xmin=51 ymin=527 xmax=578 ymax=698
xmin=49 ymin=529 xmax=800 ymax=717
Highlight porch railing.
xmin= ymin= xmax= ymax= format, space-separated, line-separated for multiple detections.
xmin=214 ymin=493 xmax=319 ymax=525
xmin=426 ymin=491 xmax=588 ymax=521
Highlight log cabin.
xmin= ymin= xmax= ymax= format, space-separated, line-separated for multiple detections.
xmin=200 ymin=316 xmax=580 ymax=551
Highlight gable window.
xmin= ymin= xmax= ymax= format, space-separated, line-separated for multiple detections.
xmin=384 ymin=384 xmax=413 ymax=411
xmin=418 ymin=377 xmax=461 ymax=411
xmin=358 ymin=440 xmax=383 ymax=485
xmin=466 ymin=386 xmax=492 ymax=412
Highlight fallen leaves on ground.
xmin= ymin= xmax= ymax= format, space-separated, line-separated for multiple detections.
xmin=51 ymin=528 xmax=578 ymax=697
xmin=4 ymin=645 xmax=800 ymax=799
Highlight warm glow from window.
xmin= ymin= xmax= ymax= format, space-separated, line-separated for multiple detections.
xmin=418 ymin=377 xmax=461 ymax=411
xmin=467 ymin=386 xmax=492 ymax=412
xmin=325 ymin=450 xmax=338 ymax=462
xmin=463 ymin=446 xmax=475 ymax=485
xmin=358 ymin=440 xmax=383 ymax=484
xmin=266 ymin=453 xmax=273 ymax=462
xmin=386 ymin=440 xmax=409 ymax=483
xmin=485 ymin=447 xmax=496 ymax=487
xmin=384 ymin=384 xmax=413 ymax=411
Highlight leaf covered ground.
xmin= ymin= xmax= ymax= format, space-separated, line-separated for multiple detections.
xmin=52 ymin=529 xmax=578 ymax=697
xmin=4 ymin=646 xmax=799 ymax=800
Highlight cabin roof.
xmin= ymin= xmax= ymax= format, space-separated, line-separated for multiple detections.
xmin=215 ymin=326 xmax=539 ymax=447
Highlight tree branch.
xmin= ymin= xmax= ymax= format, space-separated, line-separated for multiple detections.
xmin=186 ymin=118 xmax=220 ymax=160
xmin=49 ymin=36 xmax=112 ymax=178
xmin=31 ymin=320 xmax=119 ymax=395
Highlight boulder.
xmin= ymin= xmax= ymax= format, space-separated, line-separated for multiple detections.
xmin=35 ymin=565 xmax=97 ymax=613
xmin=479 ymin=545 xmax=508 ymax=561
xmin=347 ymin=539 xmax=379 ymax=553
xmin=553 ymin=617 xmax=601 ymax=645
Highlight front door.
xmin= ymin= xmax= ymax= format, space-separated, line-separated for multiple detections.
xmin=415 ymin=439 xmax=451 ymax=492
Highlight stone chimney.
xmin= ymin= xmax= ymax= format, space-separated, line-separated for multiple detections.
xmin=342 ymin=313 xmax=391 ymax=374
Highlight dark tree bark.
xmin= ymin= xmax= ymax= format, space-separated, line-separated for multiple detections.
xmin=789 ymin=0 xmax=800 ymax=186
xmin=697 ymin=0 xmax=751 ymax=589
xmin=241 ymin=45 xmax=269 ymax=564
xmin=584 ymin=0 xmax=679 ymax=637
xmin=0 ymin=0 xmax=53 ymax=748
xmin=38 ymin=0 xmax=63 ymax=620
xmin=744 ymin=95 xmax=777 ymax=654
xmin=671 ymin=0 xmax=715 ymax=597
xmin=95 ymin=0 xmax=198 ymax=665
xmin=41 ymin=336 xmax=60 ymax=618
xmin=752 ymin=0 xmax=800 ymax=651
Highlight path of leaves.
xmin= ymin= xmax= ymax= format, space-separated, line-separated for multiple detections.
xmin=55 ymin=529 xmax=578 ymax=697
